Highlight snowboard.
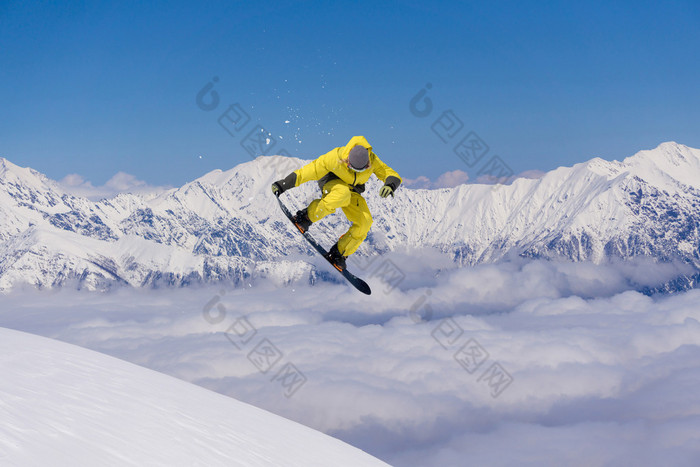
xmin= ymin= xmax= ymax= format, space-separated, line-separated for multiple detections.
xmin=275 ymin=195 xmax=371 ymax=295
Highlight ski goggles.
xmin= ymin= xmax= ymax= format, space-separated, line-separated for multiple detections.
xmin=347 ymin=160 xmax=370 ymax=172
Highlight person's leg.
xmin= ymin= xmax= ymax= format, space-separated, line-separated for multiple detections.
xmin=307 ymin=179 xmax=351 ymax=222
xmin=337 ymin=193 xmax=373 ymax=256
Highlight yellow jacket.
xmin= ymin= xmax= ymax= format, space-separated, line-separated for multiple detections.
xmin=294 ymin=136 xmax=401 ymax=193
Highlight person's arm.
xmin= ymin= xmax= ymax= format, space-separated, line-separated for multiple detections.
xmin=270 ymin=172 xmax=296 ymax=196
xmin=372 ymin=153 xmax=402 ymax=198
xmin=271 ymin=148 xmax=340 ymax=196
xmin=293 ymin=147 xmax=340 ymax=185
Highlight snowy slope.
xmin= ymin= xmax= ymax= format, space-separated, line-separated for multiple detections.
xmin=0 ymin=327 xmax=389 ymax=467
xmin=1 ymin=142 xmax=700 ymax=291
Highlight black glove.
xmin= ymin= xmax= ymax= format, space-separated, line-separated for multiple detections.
xmin=271 ymin=182 xmax=284 ymax=197
xmin=271 ymin=172 xmax=297 ymax=197
xmin=379 ymin=185 xmax=394 ymax=198
xmin=380 ymin=176 xmax=401 ymax=198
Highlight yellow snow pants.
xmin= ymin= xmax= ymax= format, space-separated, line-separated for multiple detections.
xmin=306 ymin=179 xmax=373 ymax=256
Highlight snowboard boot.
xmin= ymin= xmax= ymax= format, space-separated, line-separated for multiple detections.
xmin=326 ymin=242 xmax=347 ymax=272
xmin=292 ymin=209 xmax=312 ymax=234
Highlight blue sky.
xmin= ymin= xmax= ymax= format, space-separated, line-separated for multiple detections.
xmin=1 ymin=0 xmax=699 ymax=187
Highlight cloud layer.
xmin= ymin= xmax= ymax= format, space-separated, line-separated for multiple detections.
xmin=404 ymin=168 xmax=546 ymax=189
xmin=1 ymin=253 xmax=700 ymax=466
xmin=59 ymin=172 xmax=171 ymax=200
xmin=403 ymin=170 xmax=470 ymax=189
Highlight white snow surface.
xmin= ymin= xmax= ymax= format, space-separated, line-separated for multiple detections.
xmin=0 ymin=327 xmax=388 ymax=467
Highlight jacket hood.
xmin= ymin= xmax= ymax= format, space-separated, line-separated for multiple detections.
xmin=342 ymin=136 xmax=372 ymax=156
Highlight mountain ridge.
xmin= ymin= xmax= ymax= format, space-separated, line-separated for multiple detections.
xmin=1 ymin=142 xmax=699 ymax=291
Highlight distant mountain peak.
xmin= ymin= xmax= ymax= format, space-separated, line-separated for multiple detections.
xmin=625 ymin=141 xmax=699 ymax=165
xmin=619 ymin=142 xmax=700 ymax=191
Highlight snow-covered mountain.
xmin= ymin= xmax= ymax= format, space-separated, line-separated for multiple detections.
xmin=0 ymin=326 xmax=389 ymax=466
xmin=1 ymin=142 xmax=699 ymax=291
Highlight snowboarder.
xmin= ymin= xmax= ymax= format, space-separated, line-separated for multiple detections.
xmin=271 ymin=136 xmax=402 ymax=272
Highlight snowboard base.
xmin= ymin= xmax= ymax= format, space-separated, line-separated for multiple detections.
xmin=275 ymin=195 xmax=371 ymax=295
